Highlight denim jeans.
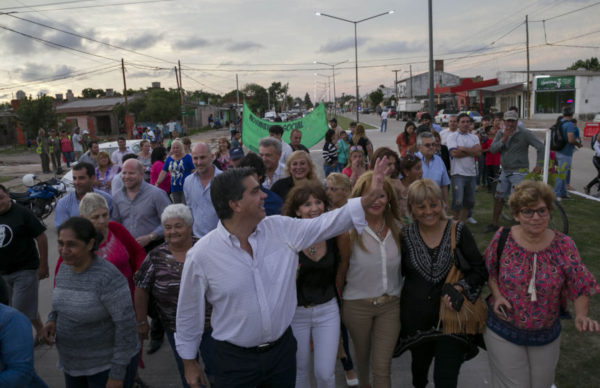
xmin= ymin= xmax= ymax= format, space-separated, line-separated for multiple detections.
xmin=380 ymin=119 xmax=388 ymax=132
xmin=451 ymin=175 xmax=477 ymax=211
xmin=554 ymin=152 xmax=572 ymax=198
xmin=64 ymin=353 xmax=138 ymax=388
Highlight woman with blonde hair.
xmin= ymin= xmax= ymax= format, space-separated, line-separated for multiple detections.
xmin=94 ymin=150 xmax=119 ymax=193
xmin=399 ymin=179 xmax=486 ymax=388
xmin=338 ymin=171 xmax=403 ymax=388
xmin=351 ymin=124 xmax=373 ymax=162
xmin=271 ymin=150 xmax=319 ymax=201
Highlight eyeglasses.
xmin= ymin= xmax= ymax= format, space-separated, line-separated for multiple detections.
xmin=520 ymin=206 xmax=549 ymax=218
xmin=422 ymin=143 xmax=435 ymax=148
xmin=350 ymin=145 xmax=363 ymax=152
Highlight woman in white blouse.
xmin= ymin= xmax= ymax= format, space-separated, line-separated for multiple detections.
xmin=338 ymin=171 xmax=403 ymax=388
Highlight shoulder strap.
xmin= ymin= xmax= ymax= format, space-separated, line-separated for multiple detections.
xmin=496 ymin=227 xmax=510 ymax=259
xmin=450 ymin=220 xmax=458 ymax=255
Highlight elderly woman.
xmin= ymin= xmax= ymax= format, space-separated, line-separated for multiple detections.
xmin=95 ymin=150 xmax=120 ymax=194
xmin=271 ymin=150 xmax=319 ymax=201
xmin=54 ymin=193 xmax=146 ymax=300
xmin=399 ymin=179 xmax=487 ymax=388
xmin=42 ymin=217 xmax=139 ymax=387
xmin=339 ymin=172 xmax=402 ymax=388
xmin=484 ymin=180 xmax=600 ymax=388
xmin=154 ymin=139 xmax=194 ymax=203
xmin=134 ymin=204 xmax=209 ymax=388
xmin=282 ymin=182 xmax=342 ymax=388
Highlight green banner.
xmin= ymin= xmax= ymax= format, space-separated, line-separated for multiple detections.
xmin=536 ymin=76 xmax=575 ymax=90
xmin=242 ymin=101 xmax=328 ymax=153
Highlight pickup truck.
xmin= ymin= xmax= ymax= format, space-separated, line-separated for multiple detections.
xmin=396 ymin=99 xmax=424 ymax=121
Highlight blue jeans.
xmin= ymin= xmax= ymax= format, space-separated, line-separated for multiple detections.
xmin=380 ymin=119 xmax=388 ymax=132
xmin=64 ymin=353 xmax=138 ymax=388
xmin=323 ymin=163 xmax=338 ymax=177
xmin=451 ymin=175 xmax=477 ymax=211
xmin=554 ymin=152 xmax=572 ymax=198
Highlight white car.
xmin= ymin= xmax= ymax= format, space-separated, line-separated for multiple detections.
xmin=61 ymin=139 xmax=142 ymax=192
xmin=434 ymin=109 xmax=458 ymax=126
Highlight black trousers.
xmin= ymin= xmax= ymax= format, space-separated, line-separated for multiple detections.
xmin=410 ymin=336 xmax=467 ymax=388
xmin=585 ymin=156 xmax=600 ymax=190
xmin=212 ymin=327 xmax=297 ymax=388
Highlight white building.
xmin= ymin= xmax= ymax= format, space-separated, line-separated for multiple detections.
xmin=498 ymin=69 xmax=600 ymax=120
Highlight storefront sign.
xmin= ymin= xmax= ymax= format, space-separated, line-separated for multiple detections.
xmin=536 ymin=76 xmax=575 ymax=90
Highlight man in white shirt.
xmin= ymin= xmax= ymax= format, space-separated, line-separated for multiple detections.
xmin=446 ymin=113 xmax=481 ymax=223
xmin=268 ymin=125 xmax=292 ymax=166
xmin=175 ymin=157 xmax=391 ymax=387
xmin=439 ymin=115 xmax=458 ymax=146
xmin=259 ymin=137 xmax=284 ymax=190
xmin=71 ymin=127 xmax=83 ymax=159
xmin=110 ymin=137 xmax=133 ymax=167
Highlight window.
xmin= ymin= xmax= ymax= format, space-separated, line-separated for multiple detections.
xmin=535 ymin=90 xmax=575 ymax=114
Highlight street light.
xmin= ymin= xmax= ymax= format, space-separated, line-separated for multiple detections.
xmin=316 ymin=10 xmax=394 ymax=123
xmin=314 ymin=60 xmax=348 ymax=116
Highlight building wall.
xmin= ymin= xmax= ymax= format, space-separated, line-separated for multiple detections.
xmin=575 ymin=76 xmax=600 ymax=120
xmin=398 ymin=72 xmax=461 ymax=98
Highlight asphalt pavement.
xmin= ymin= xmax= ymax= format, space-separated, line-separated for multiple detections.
xmin=29 ymin=115 xmax=590 ymax=387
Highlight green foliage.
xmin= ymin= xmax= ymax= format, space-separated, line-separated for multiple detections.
xmin=16 ymin=95 xmax=58 ymax=138
xmin=519 ymin=160 xmax=567 ymax=188
xmin=304 ymin=93 xmax=313 ymax=109
xmin=135 ymin=89 xmax=181 ymax=123
xmin=267 ymin=82 xmax=288 ymax=112
xmin=567 ymin=57 xmax=600 ymax=71
xmin=243 ymin=83 xmax=268 ymax=116
xmin=369 ymin=88 xmax=384 ymax=107
xmin=81 ymin=88 xmax=106 ymax=98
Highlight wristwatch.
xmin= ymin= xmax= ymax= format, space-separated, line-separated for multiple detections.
xmin=149 ymin=233 xmax=156 ymax=241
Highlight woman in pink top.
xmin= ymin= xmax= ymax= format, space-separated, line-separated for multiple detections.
xmin=341 ymin=146 xmax=367 ymax=186
xmin=150 ymin=146 xmax=171 ymax=193
xmin=484 ymin=180 xmax=600 ymax=388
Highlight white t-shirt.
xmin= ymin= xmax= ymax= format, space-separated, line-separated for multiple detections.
xmin=381 ymin=111 xmax=388 ymax=120
xmin=446 ymin=131 xmax=478 ymax=176
xmin=439 ymin=128 xmax=456 ymax=146
xmin=71 ymin=133 xmax=83 ymax=152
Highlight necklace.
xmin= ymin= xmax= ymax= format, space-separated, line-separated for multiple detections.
xmin=308 ymin=245 xmax=317 ymax=256
xmin=370 ymin=221 xmax=386 ymax=239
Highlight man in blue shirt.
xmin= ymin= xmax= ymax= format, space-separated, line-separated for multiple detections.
xmin=415 ymin=131 xmax=450 ymax=206
xmin=554 ymin=107 xmax=580 ymax=199
xmin=183 ymin=143 xmax=222 ymax=238
xmin=54 ymin=162 xmax=112 ymax=228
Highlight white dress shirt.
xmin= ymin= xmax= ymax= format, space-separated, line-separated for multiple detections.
xmin=342 ymin=227 xmax=403 ymax=300
xmin=175 ymin=198 xmax=366 ymax=359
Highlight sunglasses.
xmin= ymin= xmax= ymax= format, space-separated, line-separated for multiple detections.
xmin=350 ymin=145 xmax=363 ymax=152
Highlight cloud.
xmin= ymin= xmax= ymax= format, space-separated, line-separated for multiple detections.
xmin=128 ymin=71 xmax=162 ymax=79
xmin=173 ymin=37 xmax=210 ymax=50
xmin=226 ymin=40 xmax=263 ymax=51
xmin=13 ymin=63 xmax=75 ymax=82
xmin=319 ymin=37 xmax=370 ymax=53
xmin=367 ymin=40 xmax=425 ymax=54
xmin=117 ymin=33 xmax=162 ymax=50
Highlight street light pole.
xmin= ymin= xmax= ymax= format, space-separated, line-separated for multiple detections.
xmin=315 ymin=73 xmax=332 ymax=113
xmin=314 ymin=60 xmax=348 ymax=116
xmin=316 ymin=10 xmax=394 ymax=124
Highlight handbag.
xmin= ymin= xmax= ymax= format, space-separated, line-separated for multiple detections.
xmin=438 ymin=221 xmax=487 ymax=335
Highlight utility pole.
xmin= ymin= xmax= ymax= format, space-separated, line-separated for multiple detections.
xmin=410 ymin=64 xmax=413 ymax=99
xmin=178 ymin=60 xmax=185 ymax=127
xmin=525 ymin=15 xmax=530 ymax=119
xmin=121 ymin=58 xmax=129 ymax=137
xmin=427 ymin=0 xmax=435 ymax=117
xmin=392 ymin=69 xmax=400 ymax=105
xmin=235 ymin=74 xmax=240 ymax=107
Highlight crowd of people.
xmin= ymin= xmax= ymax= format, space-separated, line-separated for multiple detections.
xmin=1 ymin=109 xmax=599 ymax=388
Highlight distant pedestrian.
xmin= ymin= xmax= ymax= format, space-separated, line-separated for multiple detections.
xmin=71 ymin=127 xmax=83 ymax=160
xmin=380 ymin=108 xmax=389 ymax=132
xmin=36 ymin=128 xmax=51 ymax=174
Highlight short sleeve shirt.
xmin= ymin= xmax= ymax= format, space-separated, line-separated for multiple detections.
xmin=447 ymin=131 xmax=479 ymax=176
xmin=162 ymin=154 xmax=194 ymax=193
xmin=0 ymin=204 xmax=45 ymax=274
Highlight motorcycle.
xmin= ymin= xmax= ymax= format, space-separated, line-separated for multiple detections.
xmin=9 ymin=174 xmax=66 ymax=222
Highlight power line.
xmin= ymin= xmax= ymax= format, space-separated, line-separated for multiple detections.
xmin=3 ymin=14 xmax=178 ymax=65
xmin=0 ymin=0 xmax=173 ymax=13
xmin=531 ymin=1 xmax=600 ymax=22
xmin=0 ymin=23 xmax=120 ymax=62
xmin=0 ymin=0 xmax=94 ymax=11
xmin=0 ymin=64 xmax=120 ymax=91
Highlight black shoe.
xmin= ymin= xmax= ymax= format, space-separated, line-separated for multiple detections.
xmin=484 ymin=224 xmax=499 ymax=233
xmin=147 ymin=338 xmax=163 ymax=354
xmin=584 ymin=186 xmax=591 ymax=195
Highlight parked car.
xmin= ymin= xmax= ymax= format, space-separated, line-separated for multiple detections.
xmin=360 ymin=107 xmax=374 ymax=114
xmin=434 ymin=109 xmax=458 ymax=126
xmin=61 ymin=139 xmax=142 ymax=192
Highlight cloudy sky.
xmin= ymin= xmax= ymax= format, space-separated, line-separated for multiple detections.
xmin=0 ymin=0 xmax=598 ymax=103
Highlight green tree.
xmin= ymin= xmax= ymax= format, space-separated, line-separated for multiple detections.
xmin=267 ymin=82 xmax=288 ymax=112
xmin=369 ymin=89 xmax=384 ymax=108
xmin=303 ymin=92 xmax=313 ymax=109
xmin=243 ymin=83 xmax=268 ymax=115
xmin=567 ymin=57 xmax=600 ymax=71
xmin=81 ymin=88 xmax=106 ymax=98
xmin=16 ymin=95 xmax=58 ymax=138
